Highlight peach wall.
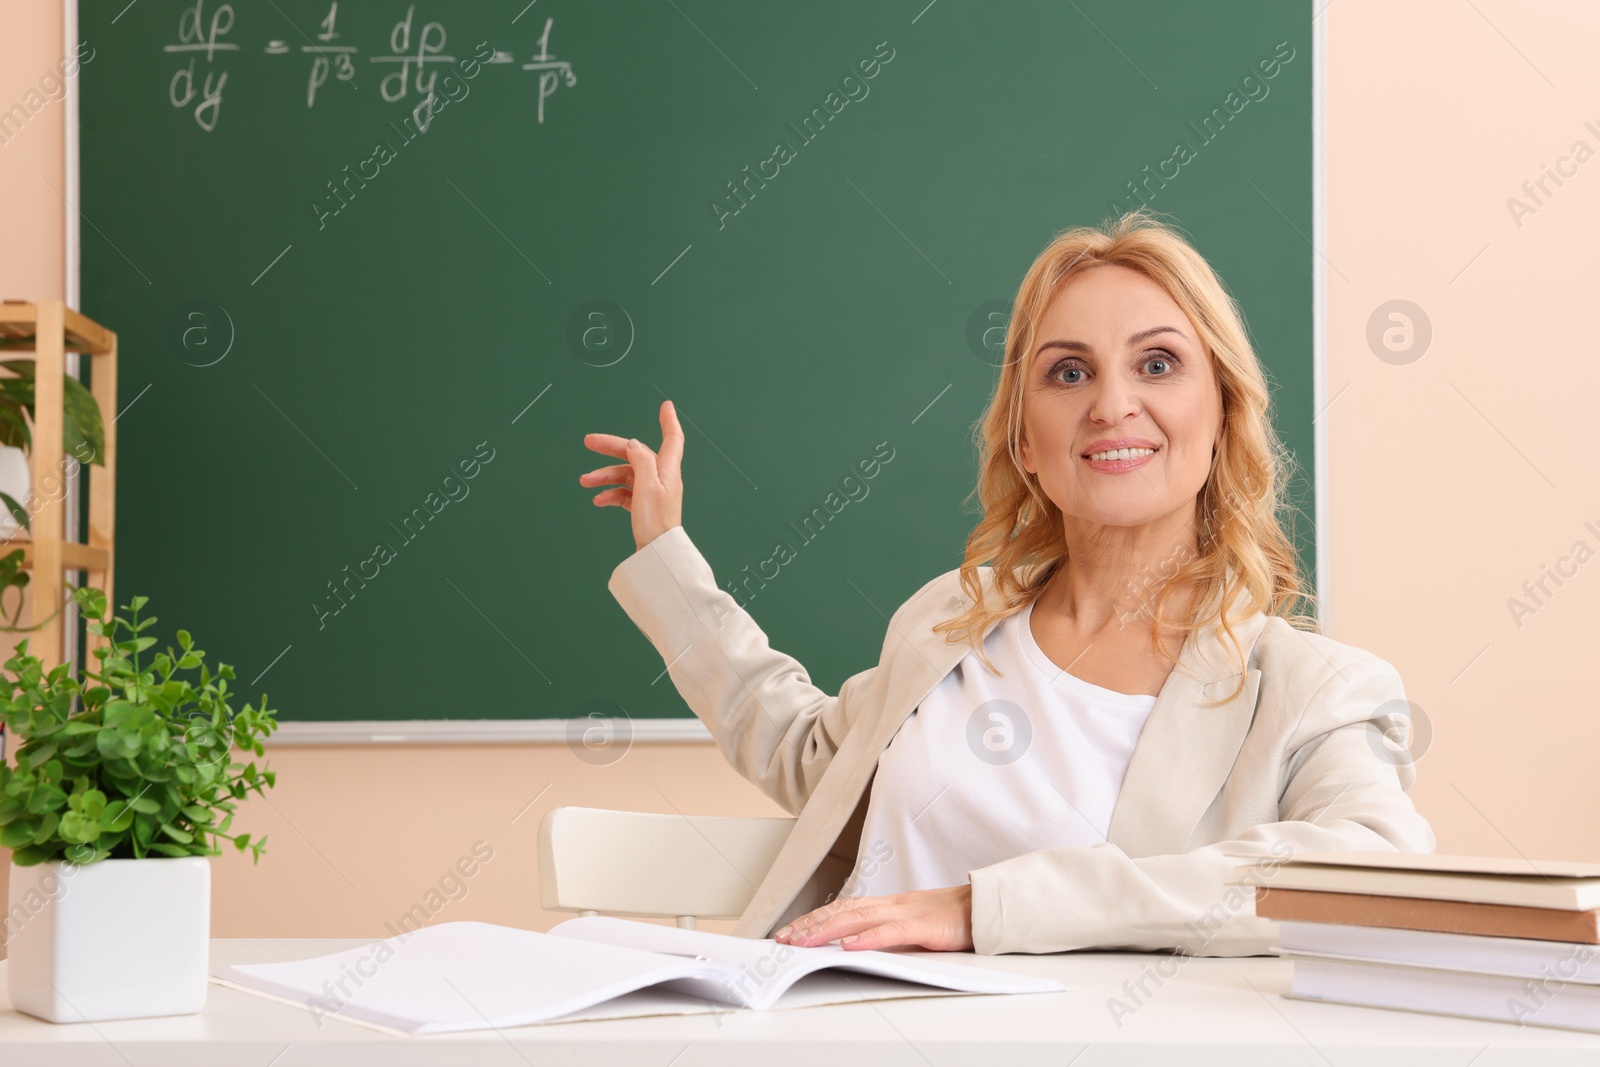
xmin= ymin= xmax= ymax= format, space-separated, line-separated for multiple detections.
xmin=0 ymin=0 xmax=66 ymax=958
xmin=201 ymin=741 xmax=783 ymax=939
xmin=1324 ymin=0 xmax=1600 ymax=863
xmin=0 ymin=2 xmax=64 ymax=300
xmin=4 ymin=0 xmax=1598 ymax=952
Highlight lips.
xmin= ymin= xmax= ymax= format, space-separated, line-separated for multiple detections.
xmin=1082 ymin=443 xmax=1159 ymax=473
xmin=1081 ymin=438 xmax=1160 ymax=457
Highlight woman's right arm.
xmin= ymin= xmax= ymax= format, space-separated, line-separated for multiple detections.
xmin=607 ymin=525 xmax=907 ymax=813
xmin=582 ymin=402 xmax=930 ymax=813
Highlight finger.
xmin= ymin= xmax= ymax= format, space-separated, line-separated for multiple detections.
xmin=627 ymin=437 xmax=659 ymax=483
xmin=590 ymin=487 xmax=633 ymax=510
xmin=578 ymin=464 xmax=635 ymax=487
xmin=657 ymin=400 xmax=684 ymax=477
xmin=838 ymin=918 xmax=912 ymax=952
xmin=582 ymin=432 xmax=633 ymax=461
xmin=784 ymin=902 xmax=888 ymax=947
xmin=776 ymin=896 xmax=863 ymax=941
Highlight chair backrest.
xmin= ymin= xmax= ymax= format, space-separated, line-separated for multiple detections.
xmin=537 ymin=806 xmax=796 ymax=929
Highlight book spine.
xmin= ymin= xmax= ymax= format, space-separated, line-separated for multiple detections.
xmin=1255 ymin=887 xmax=1600 ymax=944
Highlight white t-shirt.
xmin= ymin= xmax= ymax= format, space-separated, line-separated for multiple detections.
xmin=841 ymin=597 xmax=1159 ymax=899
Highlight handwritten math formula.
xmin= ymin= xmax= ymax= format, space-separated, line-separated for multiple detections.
xmin=162 ymin=1 xmax=577 ymax=132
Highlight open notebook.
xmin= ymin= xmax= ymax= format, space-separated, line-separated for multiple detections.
xmin=212 ymin=917 xmax=1067 ymax=1035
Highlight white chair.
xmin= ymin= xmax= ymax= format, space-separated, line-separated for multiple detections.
xmin=538 ymin=806 xmax=796 ymax=930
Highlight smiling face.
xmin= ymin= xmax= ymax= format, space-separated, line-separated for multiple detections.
xmin=1018 ymin=264 xmax=1224 ymax=534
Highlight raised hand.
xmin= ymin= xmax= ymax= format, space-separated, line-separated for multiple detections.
xmin=580 ymin=399 xmax=685 ymax=552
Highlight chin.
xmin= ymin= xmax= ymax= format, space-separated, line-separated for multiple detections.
xmin=1068 ymin=501 xmax=1172 ymax=528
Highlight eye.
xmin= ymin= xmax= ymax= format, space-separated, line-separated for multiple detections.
xmin=1047 ymin=359 xmax=1086 ymax=385
xmin=1046 ymin=351 xmax=1179 ymax=386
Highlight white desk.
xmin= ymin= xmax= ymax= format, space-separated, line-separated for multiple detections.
xmin=3 ymin=938 xmax=1600 ymax=1065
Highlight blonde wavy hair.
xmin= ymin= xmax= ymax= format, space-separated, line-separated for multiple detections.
xmin=932 ymin=209 xmax=1318 ymax=703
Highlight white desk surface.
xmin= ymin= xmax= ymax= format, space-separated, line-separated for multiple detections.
xmin=3 ymin=937 xmax=1600 ymax=1066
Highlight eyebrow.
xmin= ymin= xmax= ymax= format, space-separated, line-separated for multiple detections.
xmin=1034 ymin=325 xmax=1189 ymax=362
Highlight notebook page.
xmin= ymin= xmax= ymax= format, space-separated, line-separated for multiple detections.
xmin=548 ymin=916 xmax=1067 ymax=1009
xmin=214 ymin=920 xmax=726 ymax=1033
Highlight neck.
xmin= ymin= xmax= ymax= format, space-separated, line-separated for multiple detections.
xmin=1038 ymin=507 xmax=1203 ymax=634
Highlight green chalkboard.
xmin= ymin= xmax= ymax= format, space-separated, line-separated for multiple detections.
xmin=79 ymin=1 xmax=1314 ymax=722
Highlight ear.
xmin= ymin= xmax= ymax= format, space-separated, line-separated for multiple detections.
xmin=1018 ymin=433 xmax=1034 ymax=475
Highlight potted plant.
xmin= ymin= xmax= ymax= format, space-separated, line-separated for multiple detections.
xmin=0 ymin=586 xmax=277 ymax=1023
xmin=0 ymin=359 xmax=108 ymax=627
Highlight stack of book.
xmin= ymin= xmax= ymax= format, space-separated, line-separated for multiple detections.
xmin=1230 ymin=850 xmax=1600 ymax=1033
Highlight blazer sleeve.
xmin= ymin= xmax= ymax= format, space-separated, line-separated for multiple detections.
xmin=607 ymin=525 xmax=939 ymax=815
xmin=966 ymin=651 xmax=1437 ymax=956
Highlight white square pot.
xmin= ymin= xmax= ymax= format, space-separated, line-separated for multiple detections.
xmin=6 ymin=856 xmax=210 ymax=1022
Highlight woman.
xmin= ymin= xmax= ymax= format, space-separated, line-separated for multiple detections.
xmin=579 ymin=211 xmax=1434 ymax=957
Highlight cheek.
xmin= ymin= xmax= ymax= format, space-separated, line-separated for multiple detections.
xmin=1156 ymin=399 xmax=1219 ymax=474
xmin=1024 ymin=405 xmax=1077 ymax=464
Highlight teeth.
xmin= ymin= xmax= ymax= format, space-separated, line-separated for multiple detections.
xmin=1088 ymin=447 xmax=1155 ymax=462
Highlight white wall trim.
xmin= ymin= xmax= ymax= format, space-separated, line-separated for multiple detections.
xmin=1312 ymin=0 xmax=1331 ymax=633
xmin=64 ymin=0 xmax=79 ymax=310
xmin=63 ymin=0 xmax=83 ymax=674
xmin=269 ymin=718 xmax=714 ymax=745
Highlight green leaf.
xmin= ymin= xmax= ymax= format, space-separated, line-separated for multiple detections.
xmin=62 ymin=372 xmax=105 ymax=467
xmin=0 ymin=491 xmax=27 ymax=531
xmin=0 ymin=362 xmax=105 ymax=467
xmin=25 ymin=783 xmax=65 ymax=814
xmin=102 ymin=799 xmax=135 ymax=832
xmin=10 ymin=843 xmax=52 ymax=866
xmin=128 ymin=794 xmax=160 ymax=814
xmin=0 ymin=820 xmax=36 ymax=848
xmin=71 ymin=586 xmax=107 ymax=620
xmin=159 ymin=823 xmax=193 ymax=845
xmin=148 ymin=842 xmax=190 ymax=858
xmin=31 ymin=811 xmax=59 ymax=844
xmin=80 ymin=789 xmax=106 ymax=819
xmin=23 ymin=741 xmax=58 ymax=767
xmin=96 ymin=729 xmax=139 ymax=759
xmin=59 ymin=810 xmax=99 ymax=843
xmin=0 ymin=397 xmax=31 ymax=452
xmin=68 ymin=844 xmax=106 ymax=864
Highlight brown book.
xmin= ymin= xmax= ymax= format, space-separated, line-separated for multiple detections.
xmin=1255 ymin=886 xmax=1600 ymax=944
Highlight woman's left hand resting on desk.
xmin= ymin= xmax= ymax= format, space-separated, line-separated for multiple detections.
xmin=774 ymin=884 xmax=974 ymax=951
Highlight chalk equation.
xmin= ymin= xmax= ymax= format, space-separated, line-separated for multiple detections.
xmin=162 ymin=1 xmax=576 ymax=132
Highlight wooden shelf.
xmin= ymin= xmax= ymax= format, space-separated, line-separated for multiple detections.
xmin=0 ymin=300 xmax=114 ymax=356
xmin=0 ymin=299 xmax=118 ymax=669
xmin=1 ymin=539 xmax=110 ymax=573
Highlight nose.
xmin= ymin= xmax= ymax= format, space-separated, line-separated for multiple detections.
xmin=1087 ymin=368 xmax=1140 ymax=426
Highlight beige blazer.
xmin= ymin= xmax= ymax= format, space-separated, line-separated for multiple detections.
xmin=607 ymin=525 xmax=1435 ymax=956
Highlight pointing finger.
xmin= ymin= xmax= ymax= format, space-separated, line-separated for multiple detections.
xmin=583 ymin=432 xmax=632 ymax=461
